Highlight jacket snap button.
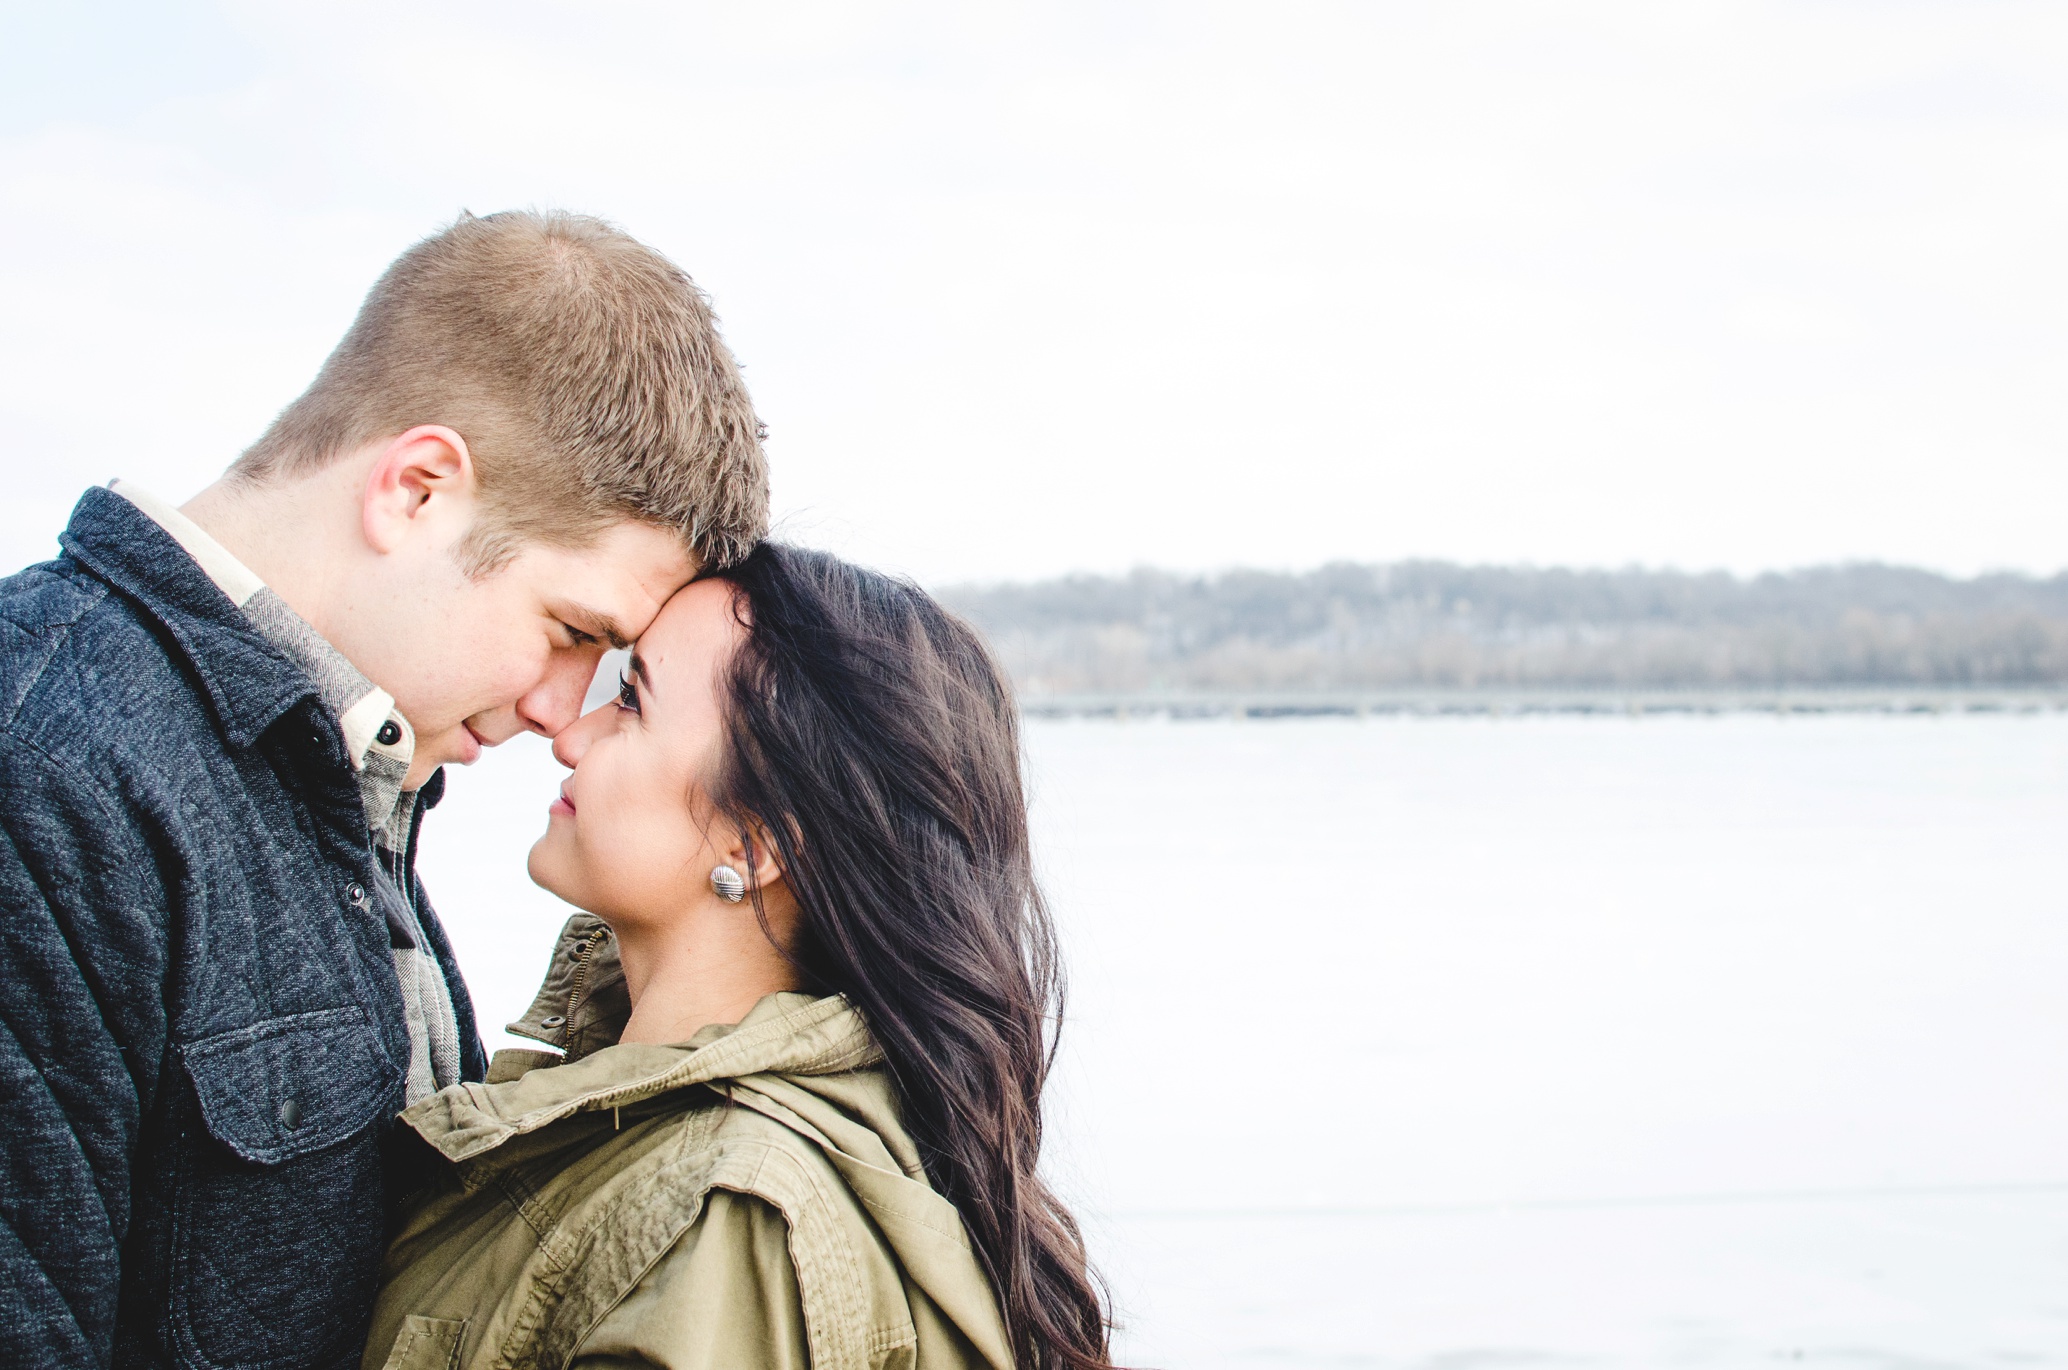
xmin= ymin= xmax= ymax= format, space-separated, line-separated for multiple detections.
xmin=540 ymin=1015 xmax=566 ymax=1029
xmin=345 ymin=883 xmax=367 ymax=906
xmin=278 ymin=1098 xmax=303 ymax=1129
xmin=376 ymin=720 xmax=403 ymax=747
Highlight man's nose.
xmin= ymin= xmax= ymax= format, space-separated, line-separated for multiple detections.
xmin=518 ymin=651 xmax=603 ymax=738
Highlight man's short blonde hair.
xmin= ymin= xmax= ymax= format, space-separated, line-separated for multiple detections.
xmin=236 ymin=210 xmax=769 ymax=572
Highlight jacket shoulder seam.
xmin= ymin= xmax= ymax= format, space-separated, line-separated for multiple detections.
xmin=0 ymin=729 xmax=151 ymax=874
xmin=0 ymin=572 xmax=112 ymax=734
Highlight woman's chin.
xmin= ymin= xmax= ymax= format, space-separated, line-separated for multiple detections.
xmin=525 ymin=840 xmax=566 ymax=898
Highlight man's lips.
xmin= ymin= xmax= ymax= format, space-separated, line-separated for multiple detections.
xmin=456 ymin=721 xmax=488 ymax=764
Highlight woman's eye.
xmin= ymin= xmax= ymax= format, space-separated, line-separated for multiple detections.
xmin=615 ymin=671 xmax=641 ymax=715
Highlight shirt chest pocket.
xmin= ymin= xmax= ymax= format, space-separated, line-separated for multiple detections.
xmin=175 ymin=1008 xmax=402 ymax=1369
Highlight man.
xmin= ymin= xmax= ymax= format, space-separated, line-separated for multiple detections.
xmin=0 ymin=211 xmax=768 ymax=1369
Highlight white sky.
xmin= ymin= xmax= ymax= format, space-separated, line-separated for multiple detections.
xmin=2 ymin=1 xmax=2064 ymax=583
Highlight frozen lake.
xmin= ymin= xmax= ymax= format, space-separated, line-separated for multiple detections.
xmin=418 ymin=712 xmax=2068 ymax=1368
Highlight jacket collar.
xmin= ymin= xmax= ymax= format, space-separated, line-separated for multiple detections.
xmin=59 ymin=486 xmax=314 ymax=750
xmin=108 ymin=481 xmax=423 ymax=837
xmin=504 ymin=913 xmax=632 ymax=1062
xmin=403 ymin=991 xmax=881 ymax=1164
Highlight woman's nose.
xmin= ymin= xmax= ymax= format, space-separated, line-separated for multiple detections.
xmin=551 ymin=706 xmax=606 ymax=770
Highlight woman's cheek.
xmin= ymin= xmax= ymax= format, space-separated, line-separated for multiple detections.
xmin=576 ymin=806 xmax=621 ymax=900
xmin=587 ymin=802 xmax=663 ymax=910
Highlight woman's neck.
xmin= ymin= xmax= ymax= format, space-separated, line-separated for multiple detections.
xmin=611 ymin=900 xmax=802 ymax=1046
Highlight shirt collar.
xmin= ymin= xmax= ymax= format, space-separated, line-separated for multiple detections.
xmin=111 ymin=481 xmax=419 ymax=835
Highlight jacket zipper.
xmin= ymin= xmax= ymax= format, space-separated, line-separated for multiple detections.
xmin=561 ymin=926 xmax=611 ymax=1048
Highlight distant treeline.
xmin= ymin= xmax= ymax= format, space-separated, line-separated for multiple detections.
xmin=938 ymin=562 xmax=2068 ymax=693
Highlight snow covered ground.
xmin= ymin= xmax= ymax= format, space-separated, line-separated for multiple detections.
xmin=421 ymin=713 xmax=2068 ymax=1367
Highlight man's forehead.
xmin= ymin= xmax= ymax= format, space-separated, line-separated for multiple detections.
xmin=597 ymin=519 xmax=699 ymax=583
xmin=606 ymin=521 xmax=694 ymax=571
xmin=536 ymin=526 xmax=696 ymax=637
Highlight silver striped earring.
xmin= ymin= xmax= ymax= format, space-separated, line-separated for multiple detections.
xmin=709 ymin=864 xmax=746 ymax=903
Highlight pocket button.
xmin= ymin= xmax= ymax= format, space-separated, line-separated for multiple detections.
xmin=278 ymin=1098 xmax=303 ymax=1129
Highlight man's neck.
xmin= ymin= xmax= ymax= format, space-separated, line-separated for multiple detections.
xmin=179 ymin=469 xmax=360 ymax=639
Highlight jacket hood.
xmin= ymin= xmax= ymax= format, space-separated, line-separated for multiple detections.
xmin=400 ymin=989 xmax=883 ymax=1164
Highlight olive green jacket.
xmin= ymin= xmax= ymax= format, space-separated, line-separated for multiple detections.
xmin=364 ymin=915 xmax=1012 ymax=1370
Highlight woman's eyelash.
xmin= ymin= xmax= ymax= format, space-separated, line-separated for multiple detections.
xmin=616 ymin=671 xmax=641 ymax=714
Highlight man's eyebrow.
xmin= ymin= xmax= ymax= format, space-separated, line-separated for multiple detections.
xmin=562 ymin=603 xmax=632 ymax=650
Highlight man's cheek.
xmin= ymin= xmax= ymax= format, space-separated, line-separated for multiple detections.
xmin=490 ymin=641 xmax=557 ymax=710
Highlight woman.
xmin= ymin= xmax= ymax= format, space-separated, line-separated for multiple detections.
xmin=364 ymin=545 xmax=1112 ymax=1370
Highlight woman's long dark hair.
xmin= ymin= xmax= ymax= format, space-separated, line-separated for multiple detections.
xmin=711 ymin=542 xmax=1113 ymax=1370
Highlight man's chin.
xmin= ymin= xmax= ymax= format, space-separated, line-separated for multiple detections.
xmin=403 ymin=723 xmax=488 ymax=786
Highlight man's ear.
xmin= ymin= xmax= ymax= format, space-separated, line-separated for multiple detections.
xmin=361 ymin=425 xmax=475 ymax=555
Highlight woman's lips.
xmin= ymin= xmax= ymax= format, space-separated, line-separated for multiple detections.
xmin=549 ymin=782 xmax=576 ymax=819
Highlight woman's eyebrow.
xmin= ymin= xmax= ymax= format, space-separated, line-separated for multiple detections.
xmin=628 ymin=650 xmax=654 ymax=691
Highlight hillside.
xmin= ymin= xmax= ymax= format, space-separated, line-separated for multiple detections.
xmin=939 ymin=562 xmax=2068 ymax=694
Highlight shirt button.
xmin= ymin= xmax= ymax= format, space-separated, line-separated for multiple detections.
xmin=345 ymin=883 xmax=367 ymax=907
xmin=278 ymin=1098 xmax=303 ymax=1129
xmin=376 ymin=721 xmax=403 ymax=747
